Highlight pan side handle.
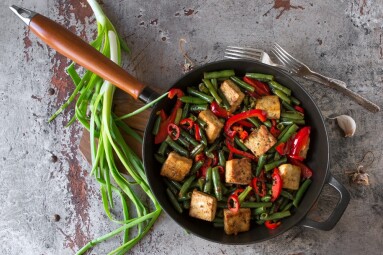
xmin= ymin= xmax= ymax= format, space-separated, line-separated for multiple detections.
xmin=29 ymin=14 xmax=146 ymax=100
xmin=298 ymin=174 xmax=350 ymax=231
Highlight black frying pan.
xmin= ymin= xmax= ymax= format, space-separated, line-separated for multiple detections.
xmin=15 ymin=6 xmax=350 ymax=244
xmin=143 ymin=60 xmax=350 ymax=243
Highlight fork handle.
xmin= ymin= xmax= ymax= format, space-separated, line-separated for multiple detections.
xmin=305 ymin=72 xmax=380 ymax=113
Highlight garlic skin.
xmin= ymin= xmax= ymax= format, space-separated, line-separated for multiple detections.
xmin=332 ymin=115 xmax=356 ymax=137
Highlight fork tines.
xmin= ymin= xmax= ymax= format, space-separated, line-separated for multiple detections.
xmin=224 ymin=46 xmax=263 ymax=61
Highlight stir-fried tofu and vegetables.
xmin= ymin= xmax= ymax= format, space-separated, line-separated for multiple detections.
xmin=153 ymin=70 xmax=313 ymax=235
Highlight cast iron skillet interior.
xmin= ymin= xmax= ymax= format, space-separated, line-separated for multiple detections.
xmin=143 ymin=60 xmax=329 ymax=244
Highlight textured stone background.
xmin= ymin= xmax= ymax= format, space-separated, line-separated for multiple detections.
xmin=1 ymin=0 xmax=382 ymax=254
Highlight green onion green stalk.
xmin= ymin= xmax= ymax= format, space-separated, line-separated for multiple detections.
xmin=49 ymin=1 xmax=162 ymax=254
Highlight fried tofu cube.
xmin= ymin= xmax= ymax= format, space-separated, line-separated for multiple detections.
xmin=189 ymin=190 xmax=217 ymax=222
xmin=278 ymin=164 xmax=301 ymax=190
xmin=255 ymin=95 xmax=281 ymax=119
xmin=243 ymin=125 xmax=277 ymax=157
xmin=225 ymin=158 xmax=252 ymax=185
xmin=198 ymin=110 xmax=224 ymax=143
xmin=224 ymin=208 xmax=251 ymax=235
xmin=220 ymin=79 xmax=245 ymax=113
xmin=160 ymin=152 xmax=193 ymax=182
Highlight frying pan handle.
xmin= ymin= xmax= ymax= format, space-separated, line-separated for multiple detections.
xmin=299 ymin=174 xmax=350 ymax=231
xmin=29 ymin=13 xmax=146 ymax=100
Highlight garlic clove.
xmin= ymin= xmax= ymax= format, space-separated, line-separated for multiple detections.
xmin=330 ymin=115 xmax=356 ymax=137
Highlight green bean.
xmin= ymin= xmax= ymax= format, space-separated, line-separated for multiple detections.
xmin=241 ymin=202 xmax=272 ymax=208
xmin=179 ymin=175 xmax=196 ymax=198
xmin=177 ymin=136 xmax=191 ymax=148
xmin=157 ymin=141 xmax=168 ymax=156
xmin=180 ymin=96 xmax=207 ymax=104
xmin=216 ymin=87 xmax=231 ymax=110
xmin=166 ymin=188 xmax=183 ymax=214
xmin=264 ymin=157 xmax=287 ymax=172
xmin=281 ymin=111 xmax=304 ymax=120
xmin=178 ymin=192 xmax=192 ymax=201
xmin=277 ymin=124 xmax=291 ymax=140
xmin=198 ymin=83 xmax=210 ymax=94
xmin=221 ymin=184 xmax=229 ymax=194
xmin=180 ymin=129 xmax=199 ymax=146
xmin=278 ymin=124 xmax=299 ymax=143
xmin=190 ymin=144 xmax=205 ymax=158
xmin=190 ymin=104 xmax=208 ymax=111
xmin=170 ymin=180 xmax=182 ymax=190
xmin=281 ymin=189 xmax=294 ymax=200
xmin=203 ymin=79 xmax=222 ymax=104
xmin=281 ymin=101 xmax=296 ymax=112
xmin=205 ymin=139 xmax=221 ymax=155
xmin=164 ymin=178 xmax=178 ymax=195
xmin=152 ymin=115 xmax=162 ymax=135
xmin=204 ymin=69 xmax=235 ymax=79
xmin=174 ymin=108 xmax=183 ymax=125
xmin=247 ymin=117 xmax=261 ymax=128
xmin=189 ymin=161 xmax=204 ymax=176
xmin=218 ymin=150 xmax=226 ymax=166
xmin=293 ymin=178 xmax=312 ymax=207
xmin=269 ymin=80 xmax=291 ymax=96
xmin=196 ymin=118 xmax=207 ymax=128
xmin=212 ymin=167 xmax=223 ymax=201
xmin=154 ymin=154 xmax=165 ymax=164
xmin=199 ymin=126 xmax=208 ymax=146
xmin=203 ymin=167 xmax=213 ymax=194
xmin=217 ymin=201 xmax=228 ymax=209
xmin=230 ymin=76 xmax=255 ymax=92
xmin=183 ymin=200 xmax=191 ymax=209
xmin=256 ymin=220 xmax=265 ymax=225
xmin=273 ymin=89 xmax=291 ymax=104
xmin=255 ymin=154 xmax=267 ymax=176
xmin=211 ymin=78 xmax=218 ymax=91
xmin=261 ymin=195 xmax=272 ymax=202
xmin=290 ymin=96 xmax=301 ymax=105
xmin=263 ymin=120 xmax=272 ymax=128
xmin=282 ymin=202 xmax=293 ymax=212
xmin=181 ymin=103 xmax=190 ymax=119
xmin=279 ymin=198 xmax=290 ymax=211
xmin=213 ymin=222 xmax=224 ymax=228
xmin=260 ymin=210 xmax=291 ymax=221
xmin=213 ymin=217 xmax=224 ymax=223
xmin=238 ymin=186 xmax=253 ymax=203
xmin=253 ymin=206 xmax=267 ymax=215
xmin=234 ymin=136 xmax=249 ymax=151
xmin=280 ymin=118 xmax=306 ymax=125
xmin=245 ymin=73 xmax=274 ymax=81
xmin=188 ymin=115 xmax=197 ymax=121
xmin=276 ymin=123 xmax=285 ymax=131
xmin=196 ymin=177 xmax=206 ymax=191
xmin=187 ymin=87 xmax=214 ymax=103
xmin=274 ymin=151 xmax=281 ymax=161
xmin=165 ymin=136 xmax=189 ymax=157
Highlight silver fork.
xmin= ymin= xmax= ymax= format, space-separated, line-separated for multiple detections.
xmin=225 ymin=46 xmax=347 ymax=88
xmin=271 ymin=43 xmax=380 ymax=113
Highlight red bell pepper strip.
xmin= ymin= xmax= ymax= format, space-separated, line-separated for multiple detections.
xmin=226 ymin=138 xmax=256 ymax=160
xmin=228 ymin=194 xmax=240 ymax=214
xmin=289 ymin=158 xmax=313 ymax=179
xmin=237 ymin=120 xmax=253 ymax=128
xmin=225 ymin=109 xmax=267 ymax=138
xmin=179 ymin=118 xmax=194 ymax=130
xmin=275 ymin=142 xmax=290 ymax=156
xmin=154 ymin=89 xmax=184 ymax=144
xmin=245 ymin=90 xmax=261 ymax=99
xmin=289 ymin=126 xmax=311 ymax=160
xmin=232 ymin=125 xmax=249 ymax=140
xmin=294 ymin=105 xmax=305 ymax=114
xmin=194 ymin=123 xmax=201 ymax=141
xmin=210 ymin=101 xmax=231 ymax=118
xmin=270 ymin=126 xmax=281 ymax=138
xmin=271 ymin=168 xmax=282 ymax=202
xmin=167 ymin=123 xmax=180 ymax=140
xmin=243 ymin=76 xmax=270 ymax=96
xmin=265 ymin=220 xmax=281 ymax=229
xmin=195 ymin=153 xmax=205 ymax=162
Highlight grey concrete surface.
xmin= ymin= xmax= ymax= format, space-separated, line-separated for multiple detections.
xmin=1 ymin=0 xmax=382 ymax=254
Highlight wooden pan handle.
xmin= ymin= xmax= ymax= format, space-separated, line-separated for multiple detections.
xmin=29 ymin=14 xmax=145 ymax=100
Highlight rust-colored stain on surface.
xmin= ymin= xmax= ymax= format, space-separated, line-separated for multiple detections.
xmin=49 ymin=0 xmax=95 ymax=251
xmin=264 ymin=0 xmax=304 ymax=19
xmin=184 ymin=9 xmax=197 ymax=16
xmin=23 ymin=29 xmax=32 ymax=62
xmin=359 ymin=0 xmax=368 ymax=15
